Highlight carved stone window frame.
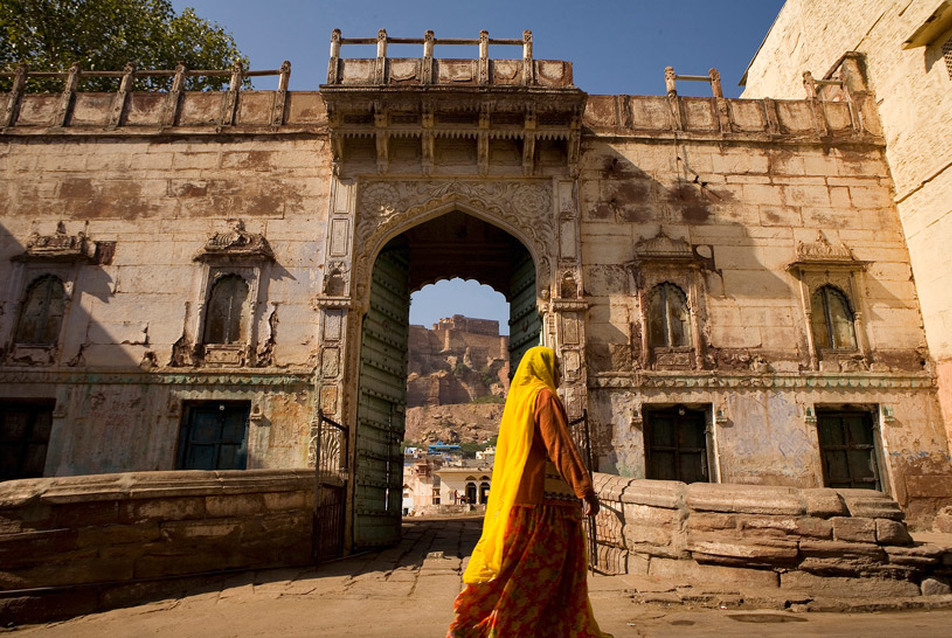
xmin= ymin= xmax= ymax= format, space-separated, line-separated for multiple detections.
xmin=786 ymin=232 xmax=870 ymax=372
xmin=191 ymin=221 xmax=274 ymax=368
xmin=628 ymin=232 xmax=712 ymax=371
xmin=5 ymin=224 xmax=96 ymax=365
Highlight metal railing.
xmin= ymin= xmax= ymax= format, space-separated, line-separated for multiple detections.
xmin=314 ymin=409 xmax=349 ymax=563
xmin=568 ymin=409 xmax=599 ymax=570
xmin=315 ymin=409 xmax=349 ymax=478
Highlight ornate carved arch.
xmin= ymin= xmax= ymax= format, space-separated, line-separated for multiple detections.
xmin=353 ymin=179 xmax=555 ymax=309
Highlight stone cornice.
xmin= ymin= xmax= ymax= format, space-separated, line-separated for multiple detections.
xmin=542 ymin=298 xmax=589 ymax=312
xmin=0 ymin=125 xmax=330 ymax=139
xmin=311 ymin=295 xmax=355 ymax=309
xmin=0 ymin=368 xmax=313 ymax=387
xmin=194 ymin=220 xmax=274 ymax=263
xmin=590 ymin=371 xmax=936 ymax=391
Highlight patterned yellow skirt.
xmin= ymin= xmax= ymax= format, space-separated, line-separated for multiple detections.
xmin=447 ymin=504 xmax=611 ymax=638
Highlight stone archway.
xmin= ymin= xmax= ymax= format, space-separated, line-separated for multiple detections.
xmin=352 ymin=179 xmax=556 ymax=309
xmin=312 ymin=175 xmax=588 ymax=552
xmin=351 ymin=209 xmax=542 ymax=549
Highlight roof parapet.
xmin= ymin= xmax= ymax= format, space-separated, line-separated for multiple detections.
xmin=324 ymin=29 xmax=572 ymax=88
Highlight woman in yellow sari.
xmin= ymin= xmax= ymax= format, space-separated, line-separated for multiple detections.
xmin=447 ymin=346 xmax=610 ymax=638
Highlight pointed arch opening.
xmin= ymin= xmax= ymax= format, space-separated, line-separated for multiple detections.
xmin=353 ymin=209 xmax=540 ymax=549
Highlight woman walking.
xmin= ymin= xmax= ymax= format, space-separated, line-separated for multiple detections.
xmin=447 ymin=346 xmax=611 ymax=638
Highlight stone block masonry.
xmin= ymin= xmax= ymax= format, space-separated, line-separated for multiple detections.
xmin=592 ymin=472 xmax=952 ymax=597
xmin=0 ymin=470 xmax=317 ymax=609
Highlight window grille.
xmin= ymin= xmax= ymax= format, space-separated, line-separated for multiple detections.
xmin=811 ymin=285 xmax=857 ymax=350
xmin=647 ymin=283 xmax=691 ymax=348
xmin=14 ymin=275 xmax=66 ymax=345
xmin=203 ymin=274 xmax=249 ymax=344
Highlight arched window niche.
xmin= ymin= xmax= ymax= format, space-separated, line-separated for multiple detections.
xmin=647 ymin=282 xmax=692 ymax=349
xmin=7 ymin=222 xmax=100 ymax=366
xmin=14 ymin=275 xmax=67 ymax=347
xmin=186 ymin=220 xmax=275 ymax=368
xmin=203 ymin=274 xmax=250 ymax=346
xmin=786 ymin=232 xmax=870 ymax=372
xmin=810 ymin=285 xmax=857 ymax=351
xmin=629 ymin=230 xmax=710 ymax=371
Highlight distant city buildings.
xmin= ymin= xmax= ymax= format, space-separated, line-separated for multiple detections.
xmin=402 ymin=443 xmax=495 ymax=516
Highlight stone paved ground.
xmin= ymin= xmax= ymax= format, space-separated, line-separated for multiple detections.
xmin=7 ymin=516 xmax=952 ymax=637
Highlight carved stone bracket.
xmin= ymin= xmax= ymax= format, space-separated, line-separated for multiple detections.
xmin=311 ymin=296 xmax=355 ymax=310
xmin=542 ymin=298 xmax=589 ymax=313
xmin=194 ymin=219 xmax=274 ymax=263
xmin=787 ymin=231 xmax=868 ymax=270
xmin=13 ymin=222 xmax=94 ymax=263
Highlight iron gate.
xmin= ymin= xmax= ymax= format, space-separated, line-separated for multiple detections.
xmin=568 ymin=409 xmax=598 ymax=570
xmin=313 ymin=410 xmax=348 ymax=562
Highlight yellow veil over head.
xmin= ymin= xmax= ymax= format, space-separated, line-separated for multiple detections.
xmin=462 ymin=345 xmax=558 ymax=584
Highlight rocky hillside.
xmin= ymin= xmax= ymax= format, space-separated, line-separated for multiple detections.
xmin=405 ymin=315 xmax=509 ymax=446
xmin=405 ymin=403 xmax=504 ymax=447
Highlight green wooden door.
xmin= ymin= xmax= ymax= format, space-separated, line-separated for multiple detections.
xmin=354 ymin=242 xmax=410 ymax=549
xmin=816 ymin=410 xmax=880 ymax=490
xmin=508 ymin=252 xmax=541 ymax=376
xmin=177 ymin=402 xmax=250 ymax=471
xmin=644 ymin=406 xmax=709 ymax=484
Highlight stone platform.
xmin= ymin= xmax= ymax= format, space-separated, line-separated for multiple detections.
xmin=5 ymin=516 xmax=952 ymax=637
xmin=591 ymin=473 xmax=952 ymax=597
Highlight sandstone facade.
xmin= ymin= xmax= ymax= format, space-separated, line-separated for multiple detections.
xmin=741 ymin=0 xmax=952 ymax=448
xmin=0 ymin=28 xmax=949 ymax=547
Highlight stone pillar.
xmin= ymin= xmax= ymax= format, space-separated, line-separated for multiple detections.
xmin=2 ymin=63 xmax=27 ymax=127
xmin=108 ymin=62 xmax=135 ymax=127
xmin=375 ymin=28 xmax=388 ymax=84
xmin=548 ymin=178 xmax=589 ymax=421
xmin=422 ymin=30 xmax=434 ymax=85
xmin=478 ymin=30 xmax=490 ymax=85
xmin=311 ymin=177 xmax=358 ymax=466
xmin=57 ymin=62 xmax=81 ymax=126
xmin=522 ymin=30 xmax=534 ymax=85
xmin=327 ymin=29 xmax=341 ymax=84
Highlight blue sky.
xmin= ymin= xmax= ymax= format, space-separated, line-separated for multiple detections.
xmin=172 ymin=0 xmax=785 ymax=333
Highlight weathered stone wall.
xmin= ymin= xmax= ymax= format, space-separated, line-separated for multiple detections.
xmin=0 ymin=128 xmax=332 ymax=472
xmin=742 ymin=0 xmax=952 ymax=441
xmin=591 ymin=472 xmax=952 ymax=596
xmin=1 ymin=48 xmax=950 ymax=528
xmin=578 ymin=88 xmax=950 ymax=526
xmin=0 ymin=470 xmax=316 ymax=601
